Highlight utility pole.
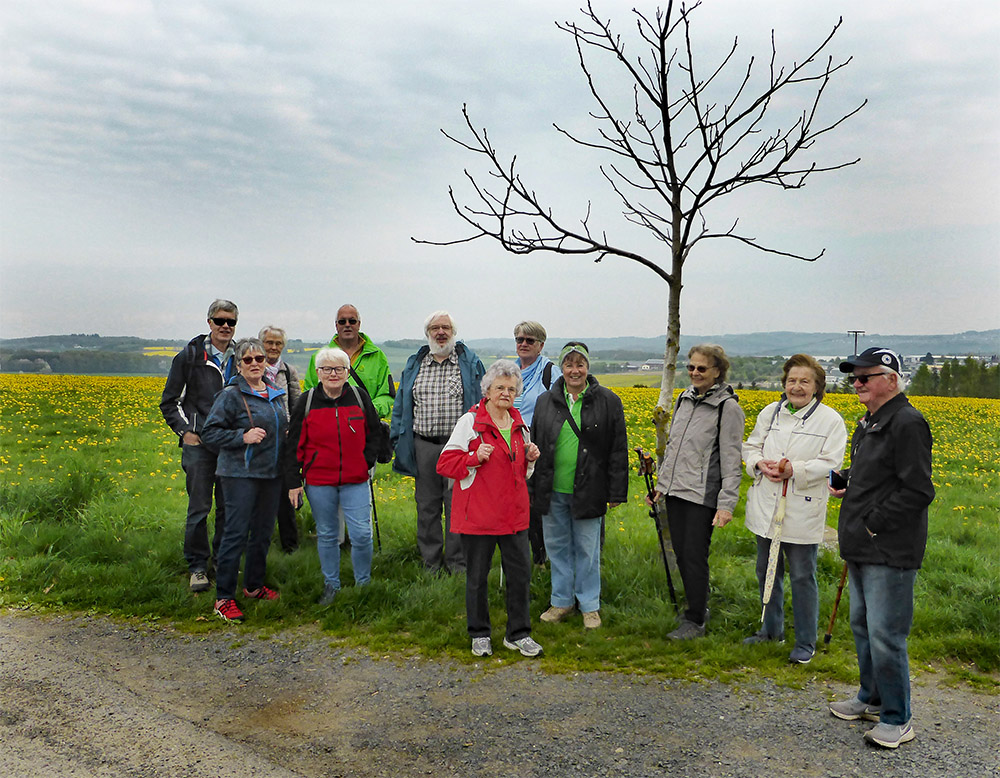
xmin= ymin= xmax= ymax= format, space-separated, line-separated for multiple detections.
xmin=847 ymin=330 xmax=865 ymax=355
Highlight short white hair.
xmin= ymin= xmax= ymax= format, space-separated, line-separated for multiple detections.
xmin=315 ymin=347 xmax=350 ymax=368
xmin=481 ymin=359 xmax=523 ymax=397
xmin=258 ymin=325 xmax=286 ymax=344
xmin=423 ymin=310 xmax=456 ymax=336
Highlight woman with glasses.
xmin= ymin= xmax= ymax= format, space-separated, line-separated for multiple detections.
xmin=437 ymin=359 xmax=543 ymax=658
xmin=646 ymin=344 xmax=745 ymax=639
xmin=285 ymin=347 xmax=380 ymax=606
xmin=202 ymin=338 xmax=289 ymax=622
xmin=742 ymin=354 xmax=847 ymax=664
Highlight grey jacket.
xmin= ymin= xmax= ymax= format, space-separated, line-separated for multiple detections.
xmin=655 ymin=383 xmax=745 ymax=512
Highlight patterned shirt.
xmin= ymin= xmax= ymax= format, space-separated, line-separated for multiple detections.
xmin=412 ymin=350 xmax=465 ymax=437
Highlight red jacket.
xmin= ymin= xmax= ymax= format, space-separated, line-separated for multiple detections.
xmin=437 ymin=400 xmax=533 ymax=535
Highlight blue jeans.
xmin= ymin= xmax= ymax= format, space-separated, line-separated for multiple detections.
xmin=848 ymin=561 xmax=917 ymax=725
xmin=542 ymin=492 xmax=602 ymax=613
xmin=754 ymin=536 xmax=819 ymax=654
xmin=305 ymin=481 xmax=373 ymax=590
xmin=181 ymin=443 xmax=226 ymax=573
xmin=215 ymin=476 xmax=281 ymax=599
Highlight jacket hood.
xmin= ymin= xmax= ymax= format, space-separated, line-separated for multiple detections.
xmin=470 ymin=397 xmax=527 ymax=435
xmin=680 ymin=382 xmax=737 ymax=407
xmin=225 ymin=373 xmax=286 ymax=401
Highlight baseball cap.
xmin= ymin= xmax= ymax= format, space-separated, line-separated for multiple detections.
xmin=839 ymin=347 xmax=902 ymax=375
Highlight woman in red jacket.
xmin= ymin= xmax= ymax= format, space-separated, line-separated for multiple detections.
xmin=437 ymin=360 xmax=542 ymax=658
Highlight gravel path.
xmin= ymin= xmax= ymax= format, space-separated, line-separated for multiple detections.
xmin=1 ymin=611 xmax=996 ymax=778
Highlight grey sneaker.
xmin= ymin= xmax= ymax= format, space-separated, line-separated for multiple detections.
xmin=864 ymin=720 xmax=915 ymax=749
xmin=318 ymin=584 xmax=338 ymax=607
xmin=829 ymin=695 xmax=881 ymax=721
xmin=189 ymin=571 xmax=210 ymax=592
xmin=503 ymin=636 xmax=543 ymax=657
xmin=788 ymin=646 xmax=815 ymax=664
xmin=743 ymin=631 xmax=784 ymax=645
xmin=471 ymin=637 xmax=492 ymax=657
xmin=668 ymin=620 xmax=706 ymax=640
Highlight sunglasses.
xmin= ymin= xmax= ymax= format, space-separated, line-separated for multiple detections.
xmin=211 ymin=317 xmax=237 ymax=327
xmin=851 ymin=372 xmax=890 ymax=385
xmin=515 ymin=336 xmax=538 ymax=345
xmin=317 ymin=365 xmax=347 ymax=376
xmin=241 ymin=354 xmax=267 ymax=364
xmin=337 ymin=318 xmax=359 ymax=326
xmin=686 ymin=364 xmax=712 ymax=373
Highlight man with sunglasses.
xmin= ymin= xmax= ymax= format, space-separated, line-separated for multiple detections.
xmin=160 ymin=299 xmax=239 ymax=592
xmin=303 ymin=304 xmax=393 ymax=419
xmin=828 ymin=347 xmax=934 ymax=749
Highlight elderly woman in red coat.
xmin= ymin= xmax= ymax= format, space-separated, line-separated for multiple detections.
xmin=437 ymin=359 xmax=542 ymax=659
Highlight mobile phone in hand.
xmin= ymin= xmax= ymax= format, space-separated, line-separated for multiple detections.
xmin=828 ymin=470 xmax=848 ymax=490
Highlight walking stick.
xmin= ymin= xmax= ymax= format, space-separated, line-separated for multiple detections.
xmin=823 ymin=562 xmax=849 ymax=648
xmin=369 ymin=478 xmax=381 ymax=552
xmin=760 ymin=459 xmax=791 ymax=622
xmin=636 ymin=448 xmax=679 ymax=614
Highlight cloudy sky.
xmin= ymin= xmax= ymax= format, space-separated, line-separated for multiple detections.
xmin=2 ymin=0 xmax=997 ymax=343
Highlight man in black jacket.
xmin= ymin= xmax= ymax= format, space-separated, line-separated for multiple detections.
xmin=160 ymin=300 xmax=239 ymax=592
xmin=828 ymin=347 xmax=934 ymax=749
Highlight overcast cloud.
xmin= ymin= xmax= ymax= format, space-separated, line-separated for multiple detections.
xmin=2 ymin=0 xmax=997 ymax=343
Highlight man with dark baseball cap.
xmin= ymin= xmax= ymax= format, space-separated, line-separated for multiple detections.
xmin=827 ymin=346 xmax=934 ymax=749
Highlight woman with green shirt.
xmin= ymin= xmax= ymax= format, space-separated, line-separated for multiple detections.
xmin=529 ymin=343 xmax=628 ymax=629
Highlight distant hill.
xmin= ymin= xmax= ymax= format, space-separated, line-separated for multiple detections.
xmin=3 ymin=330 xmax=997 ymax=376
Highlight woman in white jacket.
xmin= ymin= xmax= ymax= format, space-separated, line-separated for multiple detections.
xmin=742 ymin=354 xmax=847 ymax=664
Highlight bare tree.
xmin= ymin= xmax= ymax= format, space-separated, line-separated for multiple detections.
xmin=415 ymin=0 xmax=865 ymax=456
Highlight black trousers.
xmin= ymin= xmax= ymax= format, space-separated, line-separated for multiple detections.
xmin=664 ymin=496 xmax=715 ymax=625
xmin=275 ymin=489 xmax=299 ymax=551
xmin=462 ymin=530 xmax=532 ymax=641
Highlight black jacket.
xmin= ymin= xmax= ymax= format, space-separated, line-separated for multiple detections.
xmin=838 ymin=393 xmax=934 ymax=569
xmin=530 ymin=375 xmax=628 ymax=518
xmin=159 ymin=334 xmax=235 ymax=445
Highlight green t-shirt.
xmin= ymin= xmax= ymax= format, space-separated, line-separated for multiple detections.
xmin=553 ymin=385 xmax=587 ymax=494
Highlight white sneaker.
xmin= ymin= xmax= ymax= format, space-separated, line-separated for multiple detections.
xmin=503 ymin=636 xmax=543 ymax=657
xmin=471 ymin=637 xmax=492 ymax=657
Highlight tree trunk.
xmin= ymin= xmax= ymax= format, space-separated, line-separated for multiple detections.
xmin=654 ymin=254 xmax=684 ymax=461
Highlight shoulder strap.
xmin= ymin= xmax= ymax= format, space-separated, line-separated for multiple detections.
xmin=348 ymin=383 xmax=363 ymax=407
xmin=542 ymin=361 xmax=553 ymax=389
xmin=304 ymin=387 xmax=316 ymax=417
xmin=558 ymin=401 xmax=583 ymax=439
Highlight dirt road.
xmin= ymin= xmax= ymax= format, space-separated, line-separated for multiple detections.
xmin=1 ymin=611 xmax=996 ymax=777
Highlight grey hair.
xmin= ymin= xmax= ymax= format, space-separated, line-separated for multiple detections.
xmin=423 ymin=310 xmax=456 ymax=336
xmin=234 ymin=337 xmax=265 ymax=361
xmin=689 ymin=343 xmax=730 ymax=382
xmin=481 ymin=359 xmax=523 ymax=397
xmin=513 ymin=320 xmax=546 ymax=343
xmin=315 ymin=346 xmax=350 ymax=368
xmin=207 ymin=299 xmax=239 ymax=318
xmin=258 ymin=325 xmax=286 ymax=344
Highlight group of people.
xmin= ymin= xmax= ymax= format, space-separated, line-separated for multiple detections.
xmin=161 ymin=301 xmax=934 ymax=749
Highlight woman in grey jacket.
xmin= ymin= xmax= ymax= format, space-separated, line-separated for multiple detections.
xmin=648 ymin=344 xmax=745 ymax=639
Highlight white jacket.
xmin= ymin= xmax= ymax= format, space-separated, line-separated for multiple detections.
xmin=742 ymin=398 xmax=847 ymax=544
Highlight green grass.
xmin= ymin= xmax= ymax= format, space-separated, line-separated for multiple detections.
xmin=1 ymin=376 xmax=997 ymax=690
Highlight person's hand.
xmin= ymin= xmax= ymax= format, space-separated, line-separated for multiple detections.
xmin=758 ymin=459 xmax=791 ymax=482
xmin=476 ymin=443 xmax=494 ymax=463
xmin=644 ymin=489 xmax=663 ymax=507
xmin=525 ymin=442 xmax=540 ymax=462
xmin=289 ymin=487 xmax=304 ymax=508
xmin=182 ymin=432 xmax=201 ymax=446
xmin=243 ymin=427 xmax=266 ymax=444
xmin=608 ymin=502 xmax=622 ymax=509
xmin=712 ymin=509 xmax=733 ymax=528
xmin=828 ymin=485 xmax=847 ymax=498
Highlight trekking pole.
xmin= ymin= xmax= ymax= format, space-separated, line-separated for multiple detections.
xmin=760 ymin=458 xmax=791 ymax=622
xmin=823 ymin=562 xmax=849 ymax=648
xmin=369 ymin=478 xmax=382 ymax=552
xmin=636 ymin=447 xmax=679 ymax=615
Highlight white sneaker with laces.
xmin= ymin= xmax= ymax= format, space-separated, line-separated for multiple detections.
xmin=503 ymin=636 xmax=543 ymax=657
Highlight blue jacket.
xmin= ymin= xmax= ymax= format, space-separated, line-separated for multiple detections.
xmin=389 ymin=342 xmax=485 ymax=477
xmin=202 ymin=375 xmax=288 ymax=479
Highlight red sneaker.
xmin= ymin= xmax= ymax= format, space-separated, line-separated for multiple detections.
xmin=243 ymin=586 xmax=280 ymax=601
xmin=213 ymin=598 xmax=244 ymax=622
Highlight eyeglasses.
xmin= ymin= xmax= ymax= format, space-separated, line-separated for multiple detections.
xmin=241 ymin=354 xmax=266 ymax=364
xmin=515 ymin=336 xmax=538 ymax=345
xmin=851 ymin=372 xmax=890 ymax=385
xmin=317 ymin=366 xmax=347 ymax=376
xmin=211 ymin=317 xmax=237 ymax=327
xmin=337 ymin=318 xmax=358 ymax=326
xmin=686 ymin=364 xmax=712 ymax=374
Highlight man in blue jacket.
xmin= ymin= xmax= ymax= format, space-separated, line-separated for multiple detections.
xmin=160 ymin=299 xmax=238 ymax=593
xmin=390 ymin=311 xmax=485 ymax=573
xmin=828 ymin=347 xmax=934 ymax=750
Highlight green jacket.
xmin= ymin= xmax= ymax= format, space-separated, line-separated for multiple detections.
xmin=303 ymin=333 xmax=394 ymax=418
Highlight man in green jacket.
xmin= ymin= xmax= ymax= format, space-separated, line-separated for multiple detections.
xmin=304 ymin=304 xmax=394 ymax=419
